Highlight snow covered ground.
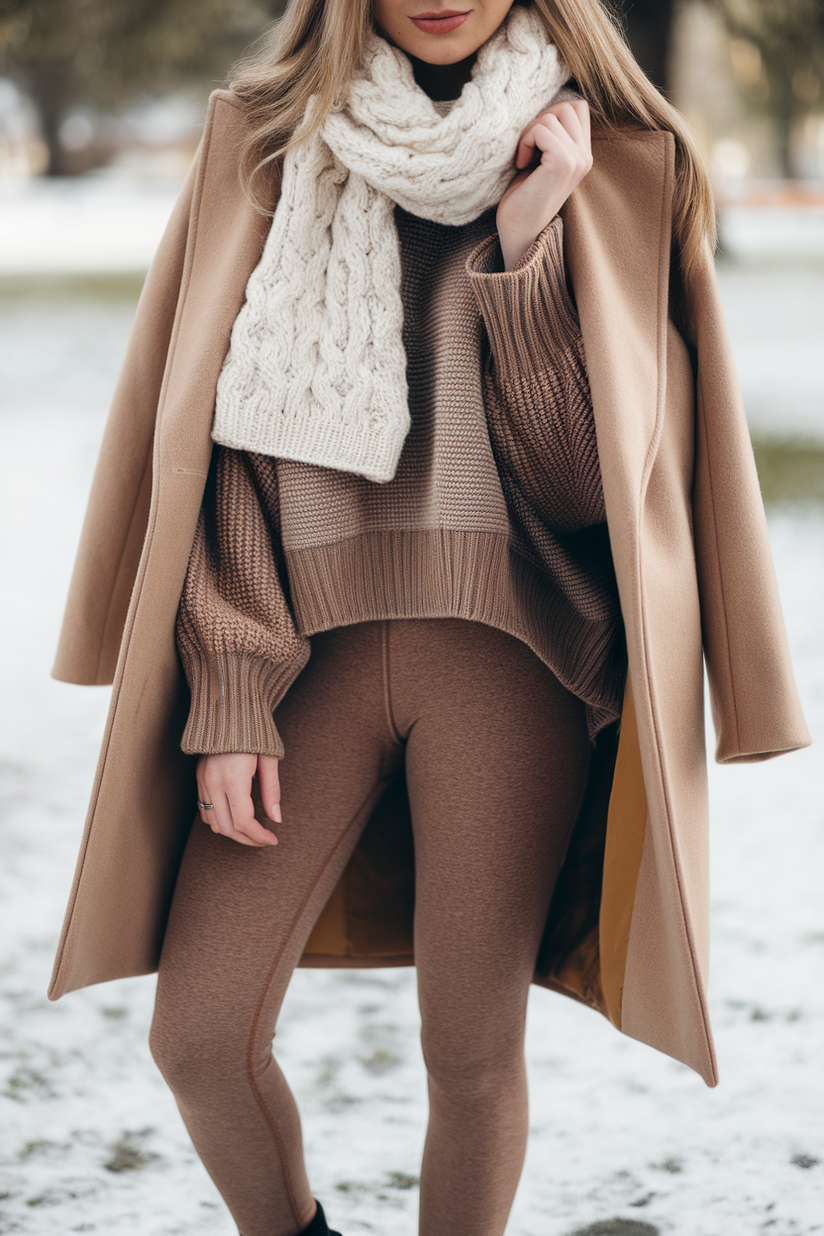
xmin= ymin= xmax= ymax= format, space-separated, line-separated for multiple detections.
xmin=0 ymin=199 xmax=822 ymax=1236
xmin=719 ymin=204 xmax=824 ymax=263
xmin=716 ymin=260 xmax=824 ymax=444
xmin=3 ymin=171 xmax=824 ymax=271
xmin=0 ymin=177 xmax=181 ymax=275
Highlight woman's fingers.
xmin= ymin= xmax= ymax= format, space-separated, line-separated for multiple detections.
xmin=518 ymin=117 xmax=587 ymax=180
xmin=498 ymin=98 xmax=593 ymax=269
xmin=196 ymin=754 xmax=222 ymax=829
xmin=196 ymin=751 xmax=278 ymax=848
xmin=257 ymin=754 xmax=282 ymax=824
xmin=545 ymin=98 xmax=589 ymax=143
xmin=530 ymin=121 xmax=583 ymax=183
xmin=210 ymin=791 xmax=239 ymax=838
xmin=516 ymin=99 xmax=590 ymax=170
xmin=225 ymin=786 xmax=278 ymax=847
xmin=530 ymin=119 xmax=592 ymax=195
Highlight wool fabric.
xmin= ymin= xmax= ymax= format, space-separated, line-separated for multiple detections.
xmin=178 ymin=216 xmax=627 ymax=760
xmin=211 ymin=6 xmax=568 ymax=482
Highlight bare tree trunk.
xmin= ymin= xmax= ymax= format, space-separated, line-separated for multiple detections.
xmin=26 ymin=68 xmax=73 ymax=177
xmin=39 ymin=107 xmax=67 ymax=177
xmin=776 ymin=111 xmax=795 ymax=179
xmin=619 ymin=0 xmax=678 ymax=93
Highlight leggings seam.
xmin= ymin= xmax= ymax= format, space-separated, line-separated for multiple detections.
xmin=381 ymin=620 xmax=404 ymax=745
xmin=244 ymin=781 xmax=388 ymax=1228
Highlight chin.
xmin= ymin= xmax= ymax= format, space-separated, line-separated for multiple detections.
xmin=407 ymin=36 xmax=477 ymax=62
xmin=417 ymin=47 xmax=472 ymax=63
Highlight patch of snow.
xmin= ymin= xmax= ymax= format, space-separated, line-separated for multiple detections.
xmin=720 ymin=206 xmax=824 ymax=262
xmin=715 ymin=263 xmax=824 ymax=442
xmin=0 ymin=76 xmax=38 ymax=141
xmin=0 ymin=179 xmax=181 ymax=275
xmin=113 ymin=95 xmax=204 ymax=147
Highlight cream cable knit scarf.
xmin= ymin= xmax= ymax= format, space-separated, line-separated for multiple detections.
xmin=212 ymin=6 xmax=568 ymax=483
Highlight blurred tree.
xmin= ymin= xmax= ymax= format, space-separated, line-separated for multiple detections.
xmin=0 ymin=0 xmax=284 ymax=175
xmin=703 ymin=0 xmax=824 ymax=175
xmin=18 ymin=0 xmax=816 ymax=179
xmin=616 ymin=0 xmax=678 ymax=92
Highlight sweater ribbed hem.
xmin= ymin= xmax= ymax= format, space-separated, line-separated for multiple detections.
xmin=179 ymin=646 xmax=310 ymax=756
xmin=285 ymin=528 xmax=624 ymax=740
xmin=467 ymin=218 xmax=583 ymax=386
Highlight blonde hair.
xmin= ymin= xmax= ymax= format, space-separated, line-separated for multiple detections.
xmin=229 ymin=0 xmax=715 ymax=278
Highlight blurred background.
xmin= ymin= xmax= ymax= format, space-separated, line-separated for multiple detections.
xmin=2 ymin=0 xmax=824 ymax=468
xmin=1 ymin=3 xmax=822 ymax=1236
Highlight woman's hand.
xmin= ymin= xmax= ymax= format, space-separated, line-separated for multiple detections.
xmin=196 ymin=752 xmax=281 ymax=847
xmin=496 ymin=99 xmax=593 ymax=272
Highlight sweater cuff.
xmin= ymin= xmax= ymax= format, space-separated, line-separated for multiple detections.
xmin=179 ymin=647 xmax=310 ymax=756
xmin=466 ymin=217 xmax=582 ymax=386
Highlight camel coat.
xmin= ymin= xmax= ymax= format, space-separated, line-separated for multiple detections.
xmin=47 ymin=91 xmax=810 ymax=1087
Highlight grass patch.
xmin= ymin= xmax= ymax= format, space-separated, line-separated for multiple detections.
xmin=103 ymin=1130 xmax=158 ymax=1173
xmin=752 ymin=439 xmax=824 ymax=505
xmin=0 ymin=272 xmax=144 ymax=305
xmin=651 ymin=1156 xmax=682 ymax=1174
xmin=4 ymin=1064 xmax=52 ymax=1102
xmin=315 ymin=1056 xmax=341 ymax=1087
xmin=18 ymin=1139 xmax=60 ymax=1161
xmin=335 ymin=1180 xmax=368 ymax=1194
xmin=361 ymin=1049 xmax=401 ymax=1075
xmin=791 ymin=1153 xmax=820 ymax=1169
xmin=386 ymin=1170 xmax=419 ymax=1190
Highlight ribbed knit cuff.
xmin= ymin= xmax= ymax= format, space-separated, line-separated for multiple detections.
xmin=466 ymin=217 xmax=582 ymax=386
xmin=179 ymin=647 xmax=310 ymax=756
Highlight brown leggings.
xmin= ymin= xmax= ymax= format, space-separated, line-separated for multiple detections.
xmin=150 ymin=619 xmax=590 ymax=1236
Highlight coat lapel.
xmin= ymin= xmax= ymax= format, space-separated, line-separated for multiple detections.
xmin=156 ymin=96 xmax=278 ymax=477
xmin=563 ymin=128 xmax=675 ymax=530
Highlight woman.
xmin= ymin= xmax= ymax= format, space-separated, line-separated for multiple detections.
xmin=48 ymin=1 xmax=809 ymax=1234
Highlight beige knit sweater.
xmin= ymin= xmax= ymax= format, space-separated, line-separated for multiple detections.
xmin=176 ymin=212 xmax=626 ymax=755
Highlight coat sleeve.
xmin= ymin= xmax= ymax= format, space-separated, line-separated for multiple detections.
xmin=51 ymin=138 xmax=204 ymax=686
xmin=687 ymin=243 xmax=811 ymax=763
xmin=176 ymin=447 xmax=310 ymax=756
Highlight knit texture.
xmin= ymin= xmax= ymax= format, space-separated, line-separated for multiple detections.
xmin=210 ymin=6 xmax=568 ymax=482
xmin=177 ymin=452 xmax=309 ymax=756
xmin=177 ymin=215 xmax=626 ymax=756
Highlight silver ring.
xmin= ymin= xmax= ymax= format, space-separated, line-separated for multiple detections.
xmin=197 ymin=800 xmax=214 ymax=811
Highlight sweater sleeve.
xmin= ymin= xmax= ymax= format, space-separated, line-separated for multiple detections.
xmin=176 ymin=446 xmax=310 ymax=757
xmin=466 ymin=216 xmax=605 ymax=533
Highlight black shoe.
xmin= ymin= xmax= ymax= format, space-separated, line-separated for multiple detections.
xmin=299 ymin=1200 xmax=342 ymax=1236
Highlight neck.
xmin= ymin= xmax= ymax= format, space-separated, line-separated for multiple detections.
xmin=410 ymin=53 xmax=477 ymax=101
